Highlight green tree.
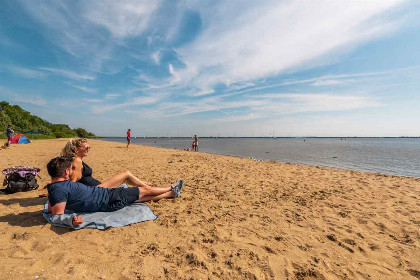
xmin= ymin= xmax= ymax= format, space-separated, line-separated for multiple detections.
xmin=0 ymin=101 xmax=95 ymax=138
xmin=0 ymin=110 xmax=12 ymax=137
xmin=74 ymin=128 xmax=89 ymax=137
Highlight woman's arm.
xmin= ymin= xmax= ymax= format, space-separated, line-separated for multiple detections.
xmin=70 ymin=157 xmax=83 ymax=182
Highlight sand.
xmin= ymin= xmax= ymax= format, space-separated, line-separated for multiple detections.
xmin=0 ymin=139 xmax=419 ymax=279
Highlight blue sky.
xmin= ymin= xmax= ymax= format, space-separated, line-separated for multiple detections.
xmin=1 ymin=0 xmax=420 ymax=137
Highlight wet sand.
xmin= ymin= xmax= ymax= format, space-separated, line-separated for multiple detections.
xmin=0 ymin=139 xmax=419 ymax=279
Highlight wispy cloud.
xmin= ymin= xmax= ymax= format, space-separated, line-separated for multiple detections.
xmin=4 ymin=65 xmax=45 ymax=78
xmin=67 ymin=83 xmax=97 ymax=93
xmin=312 ymin=80 xmax=344 ymax=86
xmin=0 ymin=87 xmax=47 ymax=106
xmin=19 ymin=1 xmax=159 ymax=70
xmin=12 ymin=96 xmax=47 ymax=106
xmin=82 ymin=1 xmax=159 ymax=38
xmin=214 ymin=113 xmax=260 ymax=122
xmin=83 ymin=98 xmax=102 ymax=103
xmin=105 ymin=93 xmax=121 ymax=100
xmin=92 ymin=95 xmax=161 ymax=114
xmin=40 ymin=67 xmax=95 ymax=80
xmin=151 ymin=51 xmax=160 ymax=65
xmin=173 ymin=0 xmax=404 ymax=93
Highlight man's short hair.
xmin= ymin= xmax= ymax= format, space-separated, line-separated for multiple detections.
xmin=47 ymin=156 xmax=73 ymax=178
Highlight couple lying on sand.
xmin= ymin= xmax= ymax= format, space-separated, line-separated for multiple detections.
xmin=46 ymin=138 xmax=183 ymax=226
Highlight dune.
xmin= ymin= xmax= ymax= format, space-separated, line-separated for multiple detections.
xmin=0 ymin=139 xmax=419 ymax=279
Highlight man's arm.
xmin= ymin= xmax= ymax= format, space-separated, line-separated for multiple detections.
xmin=50 ymin=201 xmax=83 ymax=226
xmin=50 ymin=202 xmax=67 ymax=215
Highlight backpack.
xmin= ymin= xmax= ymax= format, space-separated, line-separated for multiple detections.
xmin=2 ymin=166 xmax=40 ymax=194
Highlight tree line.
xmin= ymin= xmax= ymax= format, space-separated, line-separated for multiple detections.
xmin=0 ymin=101 xmax=96 ymax=138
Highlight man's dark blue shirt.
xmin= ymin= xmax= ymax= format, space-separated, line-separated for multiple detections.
xmin=47 ymin=180 xmax=110 ymax=212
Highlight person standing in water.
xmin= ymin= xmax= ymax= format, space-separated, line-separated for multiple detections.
xmin=126 ymin=129 xmax=131 ymax=148
xmin=194 ymin=135 xmax=198 ymax=151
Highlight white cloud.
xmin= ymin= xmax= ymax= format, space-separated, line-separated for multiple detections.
xmin=12 ymin=96 xmax=47 ymax=106
xmin=252 ymin=93 xmax=383 ymax=115
xmin=214 ymin=113 xmax=260 ymax=122
xmin=169 ymin=64 xmax=181 ymax=83
xmin=313 ymin=80 xmax=344 ymax=86
xmin=105 ymin=93 xmax=121 ymax=99
xmin=83 ymin=98 xmax=102 ymax=103
xmin=82 ymin=1 xmax=159 ymax=38
xmin=173 ymin=0 xmax=404 ymax=93
xmin=151 ymin=51 xmax=160 ymax=65
xmin=4 ymin=65 xmax=45 ymax=78
xmin=228 ymin=82 xmax=255 ymax=91
xmin=92 ymin=95 xmax=161 ymax=114
xmin=68 ymin=84 xmax=97 ymax=93
xmin=19 ymin=1 xmax=158 ymax=71
xmin=40 ymin=67 xmax=95 ymax=80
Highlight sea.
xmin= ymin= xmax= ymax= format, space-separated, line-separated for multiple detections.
xmin=101 ymin=137 xmax=420 ymax=178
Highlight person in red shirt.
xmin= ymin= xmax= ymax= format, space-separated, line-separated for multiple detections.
xmin=126 ymin=129 xmax=131 ymax=148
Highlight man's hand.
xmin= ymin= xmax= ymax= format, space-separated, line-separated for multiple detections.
xmin=72 ymin=216 xmax=83 ymax=226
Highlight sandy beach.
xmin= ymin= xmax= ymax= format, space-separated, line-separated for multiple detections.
xmin=0 ymin=139 xmax=419 ymax=279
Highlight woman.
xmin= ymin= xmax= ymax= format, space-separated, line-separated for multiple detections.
xmin=61 ymin=138 xmax=172 ymax=196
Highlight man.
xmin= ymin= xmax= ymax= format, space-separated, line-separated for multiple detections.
xmin=194 ymin=135 xmax=198 ymax=151
xmin=46 ymin=156 xmax=183 ymax=226
xmin=6 ymin=124 xmax=14 ymax=147
xmin=126 ymin=129 xmax=131 ymax=148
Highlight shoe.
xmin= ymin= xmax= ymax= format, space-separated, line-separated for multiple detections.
xmin=171 ymin=180 xmax=184 ymax=198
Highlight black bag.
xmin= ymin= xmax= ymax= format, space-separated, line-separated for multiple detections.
xmin=2 ymin=166 xmax=40 ymax=194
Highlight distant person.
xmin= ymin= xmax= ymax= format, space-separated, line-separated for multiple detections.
xmin=62 ymin=138 xmax=153 ymax=189
xmin=46 ymin=156 xmax=183 ymax=226
xmin=192 ymin=140 xmax=195 ymax=151
xmin=127 ymin=129 xmax=131 ymax=148
xmin=194 ymin=135 xmax=198 ymax=151
xmin=6 ymin=124 xmax=14 ymax=147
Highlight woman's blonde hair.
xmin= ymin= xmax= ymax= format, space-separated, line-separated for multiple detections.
xmin=61 ymin=138 xmax=88 ymax=158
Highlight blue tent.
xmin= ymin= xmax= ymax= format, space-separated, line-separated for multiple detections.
xmin=11 ymin=134 xmax=31 ymax=144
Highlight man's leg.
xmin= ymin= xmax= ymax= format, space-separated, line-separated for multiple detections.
xmin=136 ymin=190 xmax=174 ymax=202
xmin=137 ymin=180 xmax=182 ymax=201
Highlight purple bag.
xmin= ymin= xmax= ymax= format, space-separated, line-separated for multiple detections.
xmin=2 ymin=166 xmax=40 ymax=193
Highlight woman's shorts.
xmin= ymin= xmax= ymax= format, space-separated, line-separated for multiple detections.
xmin=103 ymin=187 xmax=139 ymax=212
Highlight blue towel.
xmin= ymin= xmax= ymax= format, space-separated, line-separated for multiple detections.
xmin=42 ymin=200 xmax=158 ymax=230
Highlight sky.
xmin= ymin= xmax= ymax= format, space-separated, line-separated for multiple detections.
xmin=1 ymin=0 xmax=420 ymax=137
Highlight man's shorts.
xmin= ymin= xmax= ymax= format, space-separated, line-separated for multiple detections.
xmin=8 ymin=136 xmax=12 ymax=141
xmin=102 ymin=187 xmax=139 ymax=212
xmin=127 ymin=137 xmax=131 ymax=142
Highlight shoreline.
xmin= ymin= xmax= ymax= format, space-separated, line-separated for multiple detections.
xmin=100 ymin=138 xmax=420 ymax=179
xmin=0 ymin=139 xmax=419 ymax=279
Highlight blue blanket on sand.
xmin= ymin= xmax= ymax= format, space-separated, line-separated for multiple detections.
xmin=42 ymin=200 xmax=158 ymax=230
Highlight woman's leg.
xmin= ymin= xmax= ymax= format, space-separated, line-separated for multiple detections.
xmin=99 ymin=171 xmax=150 ymax=188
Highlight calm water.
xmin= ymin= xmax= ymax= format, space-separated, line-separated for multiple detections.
xmin=102 ymin=137 xmax=420 ymax=178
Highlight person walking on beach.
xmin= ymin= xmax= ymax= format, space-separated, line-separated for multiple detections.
xmin=46 ymin=156 xmax=183 ymax=226
xmin=6 ymin=124 xmax=14 ymax=148
xmin=126 ymin=129 xmax=131 ymax=148
xmin=193 ymin=135 xmax=198 ymax=151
